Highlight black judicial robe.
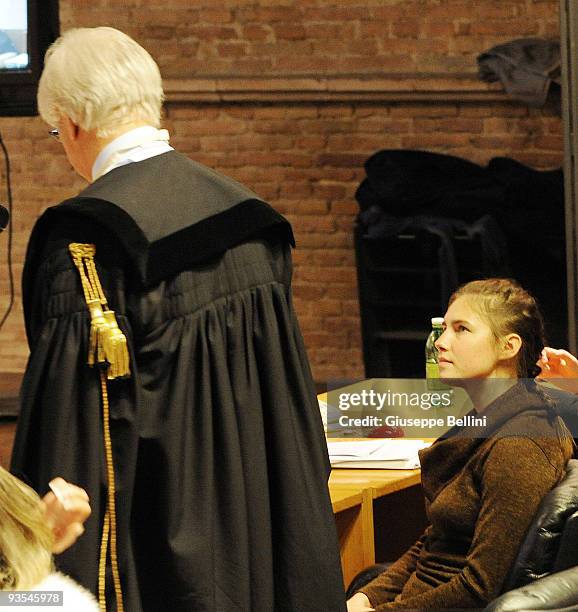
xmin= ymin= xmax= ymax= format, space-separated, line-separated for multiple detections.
xmin=11 ymin=151 xmax=345 ymax=612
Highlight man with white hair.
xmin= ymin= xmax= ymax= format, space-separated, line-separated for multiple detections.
xmin=11 ymin=27 xmax=345 ymax=612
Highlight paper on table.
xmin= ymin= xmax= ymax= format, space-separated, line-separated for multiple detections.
xmin=318 ymin=398 xmax=344 ymax=435
xmin=328 ymin=438 xmax=431 ymax=469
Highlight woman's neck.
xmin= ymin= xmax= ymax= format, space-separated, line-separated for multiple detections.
xmin=466 ymin=377 xmax=519 ymax=413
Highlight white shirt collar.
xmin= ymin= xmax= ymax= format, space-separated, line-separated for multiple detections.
xmin=91 ymin=126 xmax=173 ymax=181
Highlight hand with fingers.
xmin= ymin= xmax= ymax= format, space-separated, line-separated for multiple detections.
xmin=41 ymin=477 xmax=91 ymax=554
xmin=537 ymin=347 xmax=578 ymax=394
xmin=347 ymin=592 xmax=375 ymax=611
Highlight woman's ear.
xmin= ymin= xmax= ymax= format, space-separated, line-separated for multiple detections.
xmin=500 ymin=333 xmax=522 ymax=361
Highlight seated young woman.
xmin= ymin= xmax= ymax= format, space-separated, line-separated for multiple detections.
xmin=0 ymin=467 xmax=97 ymax=609
xmin=348 ymin=278 xmax=574 ymax=611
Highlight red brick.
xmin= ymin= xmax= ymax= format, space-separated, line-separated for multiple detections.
xmin=451 ymin=37 xmax=481 ymax=54
xmin=312 ymin=250 xmax=355 ymax=267
xmin=303 ymin=332 xmax=348 ymax=349
xmin=390 ymin=104 xmax=459 ymax=118
xmin=295 ymin=136 xmax=327 ymax=150
xmin=186 ymin=119 xmax=247 ymax=136
xmin=288 ymin=215 xmax=336 ymax=234
xmin=424 ymin=21 xmax=456 ymax=37
xmin=342 ymin=301 xmax=361 ymax=317
xmin=317 ymin=153 xmax=367 ymax=168
xmin=285 ymin=107 xmax=319 ymax=119
xmin=238 ymin=6 xmax=302 ymax=22
xmin=325 ymin=285 xmax=359 ymax=301
xmin=318 ymin=105 xmax=354 ymax=119
xmin=359 ymin=21 xmax=392 ymax=38
xmin=369 ymin=6 xmax=407 ymax=20
xmin=477 ymin=4 xmax=521 ymax=18
xmin=542 ymin=23 xmax=560 ymax=37
xmin=277 ymin=200 xmax=329 ymax=215
xmin=217 ymin=42 xmax=248 ymax=58
xmin=534 ymin=135 xmax=564 ymax=152
xmin=199 ymin=8 xmax=232 ymax=23
xmin=401 ymin=134 xmax=472 ymax=148
xmin=324 ymin=317 xmax=358 ymax=334
xmin=304 ymin=7 xmax=370 ymax=21
xmin=273 ymin=24 xmax=307 ymax=40
xmin=315 ymin=300 xmax=343 ymax=317
xmin=330 ymin=201 xmax=359 ymax=216
xmin=275 ymin=56 xmax=328 ymax=71
xmin=299 ymin=267 xmax=357 ymax=284
xmin=471 ymin=19 xmax=540 ymax=36
xmin=296 ymin=233 xmax=354 ymax=249
xmin=454 ymin=22 xmax=471 ymax=36
xmin=304 ymin=23 xmax=356 ymax=40
xmin=391 ymin=19 xmax=420 ymax=39
xmin=413 ymin=118 xmax=484 ymax=133
xmin=243 ymin=24 xmax=271 ymax=41
xmin=469 ymin=135 xmax=531 ymax=149
xmin=279 ymin=183 xmax=313 ymax=198
xmin=426 ymin=3 xmax=475 ymax=19
xmin=292 ymin=285 xmax=326 ymax=301
xmin=296 ymin=316 xmax=326 ymax=333
xmin=312 ymin=183 xmax=347 ymax=200
xmin=191 ymin=26 xmax=238 ymax=41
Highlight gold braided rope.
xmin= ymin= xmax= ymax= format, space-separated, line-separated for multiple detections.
xmin=99 ymin=371 xmax=123 ymax=612
xmin=68 ymin=243 xmax=128 ymax=612
xmin=98 ymin=511 xmax=109 ymax=610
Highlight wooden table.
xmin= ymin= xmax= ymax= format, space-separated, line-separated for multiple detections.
xmin=330 ymin=486 xmax=375 ymax=588
xmin=329 ymin=467 xmax=426 ymax=588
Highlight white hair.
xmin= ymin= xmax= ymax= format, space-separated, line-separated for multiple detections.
xmin=37 ymin=27 xmax=164 ymax=137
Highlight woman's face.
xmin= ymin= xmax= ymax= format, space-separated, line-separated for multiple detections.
xmin=435 ymin=295 xmax=505 ymax=380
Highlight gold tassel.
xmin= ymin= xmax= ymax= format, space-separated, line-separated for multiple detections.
xmin=68 ymin=243 xmax=130 ymax=379
xmin=68 ymin=243 xmax=126 ymax=612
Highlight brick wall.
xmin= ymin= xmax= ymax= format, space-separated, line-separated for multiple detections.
xmin=60 ymin=0 xmax=559 ymax=77
xmin=0 ymin=0 xmax=563 ymax=382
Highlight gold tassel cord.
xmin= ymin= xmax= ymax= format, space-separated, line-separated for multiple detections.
xmin=68 ymin=243 xmax=131 ymax=379
xmin=99 ymin=371 xmax=124 ymax=612
xmin=68 ymin=243 xmax=128 ymax=612
xmin=98 ymin=511 xmax=110 ymax=611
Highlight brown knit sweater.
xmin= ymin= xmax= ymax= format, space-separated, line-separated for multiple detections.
xmin=361 ymin=382 xmax=574 ymax=610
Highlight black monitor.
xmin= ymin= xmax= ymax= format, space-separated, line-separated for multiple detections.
xmin=0 ymin=0 xmax=59 ymax=116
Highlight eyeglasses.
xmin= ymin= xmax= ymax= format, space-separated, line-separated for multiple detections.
xmin=48 ymin=128 xmax=60 ymax=141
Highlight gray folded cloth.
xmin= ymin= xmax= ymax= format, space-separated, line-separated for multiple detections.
xmin=477 ymin=37 xmax=560 ymax=107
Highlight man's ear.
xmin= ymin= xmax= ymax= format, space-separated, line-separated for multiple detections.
xmin=61 ymin=115 xmax=80 ymax=141
xmin=500 ymin=333 xmax=522 ymax=361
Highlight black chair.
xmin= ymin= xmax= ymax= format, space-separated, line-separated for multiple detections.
xmin=486 ymin=458 xmax=578 ymax=610
xmin=346 ymin=459 xmax=578 ymax=610
xmin=484 ymin=566 xmax=578 ymax=611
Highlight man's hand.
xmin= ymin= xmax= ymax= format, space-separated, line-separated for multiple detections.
xmin=347 ymin=592 xmax=375 ymax=611
xmin=537 ymin=347 xmax=578 ymax=394
xmin=41 ymin=477 xmax=91 ymax=554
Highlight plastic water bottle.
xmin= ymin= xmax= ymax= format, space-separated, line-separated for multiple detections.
xmin=425 ymin=317 xmax=444 ymax=388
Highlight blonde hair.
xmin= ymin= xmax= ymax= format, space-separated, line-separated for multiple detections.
xmin=37 ymin=27 xmax=164 ymax=137
xmin=449 ymin=278 xmax=545 ymax=378
xmin=0 ymin=467 xmax=53 ymax=590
